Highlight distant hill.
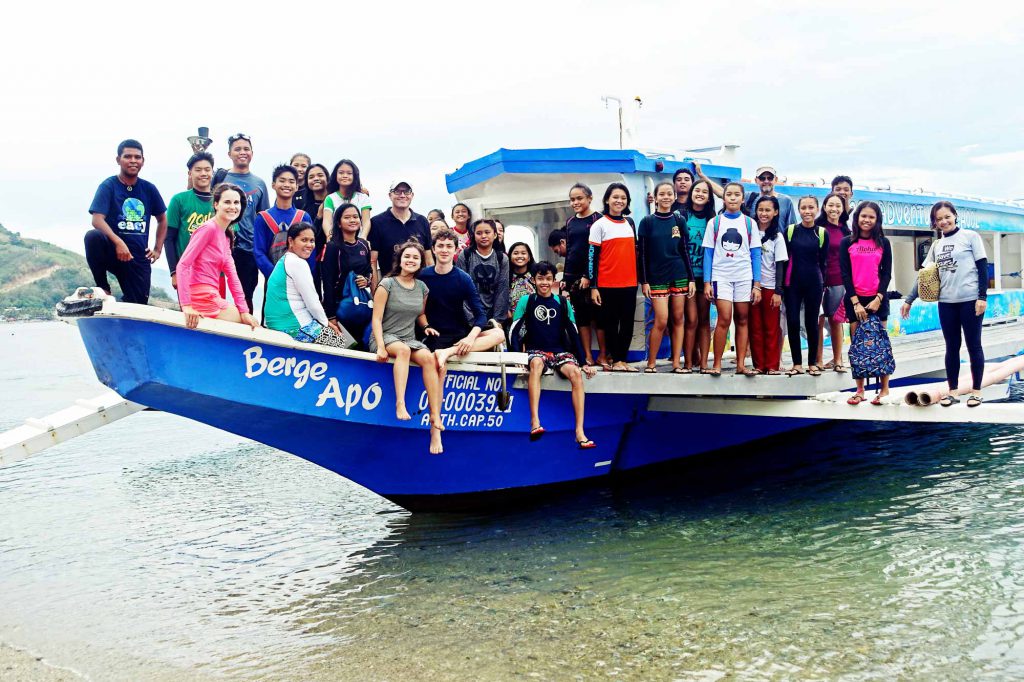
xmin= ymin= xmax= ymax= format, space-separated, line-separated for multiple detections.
xmin=0 ymin=222 xmax=173 ymax=321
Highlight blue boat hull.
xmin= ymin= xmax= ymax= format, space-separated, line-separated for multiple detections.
xmin=76 ymin=316 xmax=820 ymax=510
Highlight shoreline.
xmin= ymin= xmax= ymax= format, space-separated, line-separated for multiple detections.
xmin=1 ymin=643 xmax=83 ymax=681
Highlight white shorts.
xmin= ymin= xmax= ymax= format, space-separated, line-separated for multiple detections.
xmin=712 ymin=280 xmax=752 ymax=303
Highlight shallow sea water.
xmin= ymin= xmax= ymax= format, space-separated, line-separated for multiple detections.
xmin=2 ymin=322 xmax=1024 ymax=680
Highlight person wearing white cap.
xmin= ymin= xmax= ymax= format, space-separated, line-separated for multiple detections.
xmin=744 ymin=166 xmax=797 ymax=229
xmin=367 ymin=179 xmax=434 ymax=280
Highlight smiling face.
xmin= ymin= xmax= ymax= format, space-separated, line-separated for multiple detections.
xmin=858 ymin=206 xmax=878 ymax=234
xmin=691 ymin=182 xmax=710 ymax=210
xmin=214 ymin=189 xmax=243 ymax=223
xmin=452 ymin=204 xmax=470 ymax=227
xmin=934 ymin=206 xmax=957 ymax=234
xmin=340 ymin=206 xmax=362 ymax=236
xmin=607 ymin=188 xmax=628 ymax=216
xmin=273 ymin=171 xmax=297 ymax=200
xmin=390 ymin=185 xmax=413 ymax=210
xmin=824 ymin=196 xmax=844 ymax=224
xmin=723 ymin=184 xmax=744 ymax=213
xmin=756 ymin=200 xmax=778 ymax=228
xmin=399 ymin=246 xmax=422 ymax=275
xmin=757 ymin=172 xmax=775 ymax=194
xmin=509 ymin=244 xmax=531 ymax=270
xmin=228 ymin=140 xmax=252 ymax=172
xmin=306 ymin=166 xmax=327 ymax=193
xmin=568 ymin=188 xmax=592 ymax=216
xmin=799 ymin=198 xmax=818 ymax=224
xmin=432 ymin=236 xmax=456 ymax=265
xmin=655 ymin=184 xmax=675 ymax=212
xmin=833 ymin=181 xmax=853 ymax=208
xmin=534 ymin=271 xmax=554 ymax=296
xmin=335 ymin=163 xmax=354 ymax=192
xmin=289 ymin=227 xmax=316 ymax=259
xmin=430 ymin=220 xmax=448 ymax=240
xmin=189 ymin=159 xmax=213 ymax=192
xmin=117 ymin=147 xmax=144 ymax=179
xmin=474 ymin=222 xmax=495 ymax=250
xmin=290 ymin=156 xmax=309 ymax=184
xmin=674 ymin=173 xmax=693 ymax=198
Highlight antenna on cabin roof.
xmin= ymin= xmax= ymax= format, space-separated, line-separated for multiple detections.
xmin=601 ymin=96 xmax=643 ymax=150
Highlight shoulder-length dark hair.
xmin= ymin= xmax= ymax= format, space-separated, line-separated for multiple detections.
xmin=330 ymin=202 xmax=360 ymax=244
xmin=815 ymin=192 xmax=851 ymax=235
xmin=602 ymin=182 xmax=632 ymax=216
xmin=930 ymin=200 xmax=958 ymax=238
xmin=687 ymin=180 xmax=717 ymax=220
xmin=386 ymin=240 xmax=427 ymax=277
xmin=850 ymin=201 xmax=885 ymax=247
xmin=506 ymin=241 xmax=536 ymax=281
xmin=467 ymin=218 xmax=498 ymax=252
xmin=754 ymin=195 xmax=781 ymax=241
xmin=327 ymin=159 xmax=362 ymax=198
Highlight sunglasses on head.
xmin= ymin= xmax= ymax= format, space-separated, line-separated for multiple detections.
xmin=228 ymin=133 xmax=252 ymax=144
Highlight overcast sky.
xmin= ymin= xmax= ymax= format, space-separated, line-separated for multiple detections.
xmin=2 ymin=0 xmax=1022 ymax=259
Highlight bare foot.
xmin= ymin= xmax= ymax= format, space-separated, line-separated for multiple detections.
xmin=396 ymin=403 xmax=412 ymax=421
xmin=430 ymin=415 xmax=446 ymax=432
xmin=429 ymin=427 xmax=444 ymax=454
xmin=435 ymin=347 xmax=455 ymax=371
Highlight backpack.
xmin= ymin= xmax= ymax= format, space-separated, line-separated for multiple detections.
xmin=848 ymin=313 xmax=895 ymax=380
xmin=711 ymin=214 xmax=754 ymax=246
xmin=259 ymin=209 xmax=309 ymax=264
xmin=213 ymin=168 xmax=229 ymax=188
xmin=336 ymin=270 xmax=373 ymax=335
xmin=786 ymin=223 xmax=825 ymax=248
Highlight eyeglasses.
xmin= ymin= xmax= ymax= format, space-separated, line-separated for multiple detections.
xmin=228 ymin=133 xmax=252 ymax=144
xmin=757 ymin=174 xmax=775 ymax=181
xmin=391 ymin=189 xmax=412 ymax=196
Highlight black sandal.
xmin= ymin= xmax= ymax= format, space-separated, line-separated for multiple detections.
xmin=939 ymin=395 xmax=959 ymax=407
xmin=967 ymin=394 xmax=983 ymax=408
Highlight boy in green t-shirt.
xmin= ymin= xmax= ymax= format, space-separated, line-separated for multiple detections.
xmin=165 ymin=152 xmax=215 ymax=288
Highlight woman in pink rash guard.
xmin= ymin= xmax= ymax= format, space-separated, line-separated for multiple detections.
xmin=176 ymin=183 xmax=257 ymax=330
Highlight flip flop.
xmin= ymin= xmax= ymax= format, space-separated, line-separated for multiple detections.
xmin=822 ymin=360 xmax=836 ymax=370
xmin=529 ymin=426 xmax=545 ymax=441
xmin=834 ymin=364 xmax=848 ymax=373
xmin=847 ymin=393 xmax=866 ymax=405
xmin=673 ymin=367 xmax=692 ymax=374
xmin=807 ymin=366 xmax=822 ymax=376
xmin=736 ymin=369 xmax=757 ymax=377
xmin=577 ymin=438 xmax=597 ymax=449
xmin=785 ymin=368 xmax=804 ymax=376
xmin=870 ymin=394 xmax=887 ymax=405
xmin=600 ymin=363 xmax=613 ymax=372
xmin=705 ymin=368 xmax=722 ymax=377
xmin=765 ymin=369 xmax=782 ymax=375
xmin=643 ymin=367 xmax=658 ymax=374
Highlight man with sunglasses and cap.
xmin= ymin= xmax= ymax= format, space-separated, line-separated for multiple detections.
xmin=367 ymin=180 xmax=434 ymax=280
xmin=744 ymin=165 xmax=797 ymax=228
xmin=218 ymin=133 xmax=269 ymax=312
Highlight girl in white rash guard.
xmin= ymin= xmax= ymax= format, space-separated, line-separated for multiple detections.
xmin=264 ymin=223 xmax=350 ymax=348
xmin=701 ymin=182 xmax=762 ymax=376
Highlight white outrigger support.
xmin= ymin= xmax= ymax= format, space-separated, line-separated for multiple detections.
xmin=0 ymin=391 xmax=145 ymax=467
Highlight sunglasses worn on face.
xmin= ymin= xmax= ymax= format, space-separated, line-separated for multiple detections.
xmin=758 ymin=174 xmax=775 ymax=181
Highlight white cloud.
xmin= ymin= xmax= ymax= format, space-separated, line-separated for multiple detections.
xmin=968 ymin=150 xmax=1024 ymax=167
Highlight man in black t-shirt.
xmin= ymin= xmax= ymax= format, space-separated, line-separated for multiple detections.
xmin=367 ymin=180 xmax=433 ymax=278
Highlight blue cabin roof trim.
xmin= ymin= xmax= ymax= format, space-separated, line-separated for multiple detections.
xmin=445 ymin=147 xmax=742 ymax=194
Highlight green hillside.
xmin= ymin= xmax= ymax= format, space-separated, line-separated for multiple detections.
xmin=0 ymin=222 xmax=173 ymax=320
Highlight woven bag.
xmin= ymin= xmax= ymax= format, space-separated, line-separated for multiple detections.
xmin=917 ymin=263 xmax=940 ymax=302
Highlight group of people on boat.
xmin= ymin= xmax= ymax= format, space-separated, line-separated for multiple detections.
xmin=85 ymin=138 xmax=992 ymax=453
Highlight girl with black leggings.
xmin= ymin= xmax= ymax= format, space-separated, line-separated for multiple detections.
xmin=782 ymin=196 xmax=829 ymax=375
xmin=902 ymin=201 xmax=988 ymax=407
xmin=589 ymin=182 xmax=639 ymax=372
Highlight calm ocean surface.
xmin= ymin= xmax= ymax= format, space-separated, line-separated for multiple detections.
xmin=2 ymin=321 xmax=1024 ymax=681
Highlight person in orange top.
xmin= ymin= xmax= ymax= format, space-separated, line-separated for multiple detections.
xmin=588 ymin=182 xmax=639 ymax=372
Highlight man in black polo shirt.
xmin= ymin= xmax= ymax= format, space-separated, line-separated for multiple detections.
xmin=367 ymin=180 xmax=433 ymax=279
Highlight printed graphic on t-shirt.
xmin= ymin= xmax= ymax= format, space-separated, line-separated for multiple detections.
xmin=937 ymin=244 xmax=958 ymax=273
xmin=119 ymin=198 xmax=147 ymax=233
xmin=721 ymin=228 xmax=743 ymax=258
xmin=472 ymin=259 xmax=498 ymax=296
xmin=534 ymin=300 xmax=558 ymax=324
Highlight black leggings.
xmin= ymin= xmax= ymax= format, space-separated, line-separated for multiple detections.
xmin=938 ymin=301 xmax=985 ymax=390
xmin=784 ymin=281 xmax=823 ymax=366
xmin=84 ymin=229 xmax=151 ymax=304
xmin=599 ymin=287 xmax=636 ymax=363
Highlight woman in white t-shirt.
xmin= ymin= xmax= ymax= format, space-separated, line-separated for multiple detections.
xmin=750 ymin=196 xmax=788 ymax=374
xmin=701 ymin=182 xmax=763 ymax=376
xmin=323 ymin=159 xmax=372 ymax=241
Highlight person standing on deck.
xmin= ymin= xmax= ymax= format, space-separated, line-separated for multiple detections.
xmin=220 ymin=133 xmax=269 ymax=314
xmin=749 ymin=196 xmax=788 ymax=374
xmin=816 ymin=193 xmax=852 ymax=373
xmin=831 ymin=175 xmax=854 ymax=214
xmin=563 ymin=183 xmax=608 ymax=368
xmin=782 ymin=196 xmax=829 ymax=376
xmin=85 ymin=139 xmax=167 ymax=304
xmin=368 ymin=180 xmax=434 ymax=280
xmin=290 ymin=153 xmax=311 ymax=207
xmin=680 ymin=179 xmax=717 ymax=373
xmin=901 ymin=201 xmax=989 ymax=407
xmin=323 ymin=159 xmax=372 ymax=241
xmin=166 ymin=152 xmax=215 ymax=291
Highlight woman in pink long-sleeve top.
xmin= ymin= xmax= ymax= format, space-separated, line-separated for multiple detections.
xmin=176 ymin=184 xmax=257 ymax=330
